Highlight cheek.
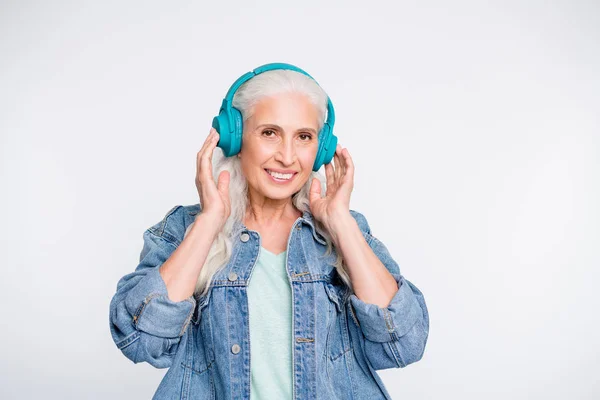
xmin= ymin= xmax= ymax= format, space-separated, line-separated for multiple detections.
xmin=300 ymin=146 xmax=319 ymax=165
xmin=240 ymin=141 xmax=265 ymax=163
xmin=244 ymin=140 xmax=271 ymax=159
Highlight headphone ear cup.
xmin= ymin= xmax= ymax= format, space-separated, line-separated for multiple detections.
xmin=211 ymin=112 xmax=231 ymax=155
xmin=229 ymin=107 xmax=243 ymax=156
xmin=212 ymin=107 xmax=244 ymax=157
xmin=313 ymin=124 xmax=337 ymax=171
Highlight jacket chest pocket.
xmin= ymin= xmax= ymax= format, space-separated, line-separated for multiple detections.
xmin=324 ymin=283 xmax=353 ymax=362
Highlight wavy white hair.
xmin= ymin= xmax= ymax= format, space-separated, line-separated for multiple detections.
xmin=190 ymin=69 xmax=350 ymax=297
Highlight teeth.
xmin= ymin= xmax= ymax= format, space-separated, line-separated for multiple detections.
xmin=267 ymin=170 xmax=293 ymax=180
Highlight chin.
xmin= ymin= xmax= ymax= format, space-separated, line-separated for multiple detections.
xmin=262 ymin=188 xmax=297 ymax=200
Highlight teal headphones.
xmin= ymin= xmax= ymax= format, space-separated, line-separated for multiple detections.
xmin=211 ymin=62 xmax=337 ymax=172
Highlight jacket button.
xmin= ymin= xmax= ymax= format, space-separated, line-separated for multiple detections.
xmin=240 ymin=232 xmax=250 ymax=242
xmin=231 ymin=344 xmax=241 ymax=354
xmin=228 ymin=272 xmax=238 ymax=281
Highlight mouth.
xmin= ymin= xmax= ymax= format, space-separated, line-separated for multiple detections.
xmin=264 ymin=169 xmax=297 ymax=184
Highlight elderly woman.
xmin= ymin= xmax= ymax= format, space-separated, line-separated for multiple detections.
xmin=109 ymin=63 xmax=429 ymax=400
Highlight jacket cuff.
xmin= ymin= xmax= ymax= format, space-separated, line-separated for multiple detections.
xmin=349 ymin=273 xmax=422 ymax=343
xmin=124 ymin=265 xmax=196 ymax=338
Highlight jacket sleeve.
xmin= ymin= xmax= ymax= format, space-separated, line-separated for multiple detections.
xmin=347 ymin=210 xmax=430 ymax=370
xmin=108 ymin=205 xmax=196 ymax=369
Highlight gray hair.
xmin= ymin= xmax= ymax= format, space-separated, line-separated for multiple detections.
xmin=191 ymin=69 xmax=349 ymax=297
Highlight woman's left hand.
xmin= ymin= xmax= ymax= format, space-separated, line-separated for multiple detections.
xmin=309 ymin=143 xmax=354 ymax=232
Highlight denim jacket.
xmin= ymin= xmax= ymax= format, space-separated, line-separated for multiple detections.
xmin=109 ymin=204 xmax=429 ymax=400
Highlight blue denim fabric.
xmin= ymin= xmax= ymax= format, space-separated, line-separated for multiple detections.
xmin=109 ymin=204 xmax=429 ymax=399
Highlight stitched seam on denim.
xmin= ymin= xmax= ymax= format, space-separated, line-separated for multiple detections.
xmin=181 ymin=326 xmax=193 ymax=400
xmin=384 ymin=308 xmax=400 ymax=341
xmin=330 ymin=347 xmax=352 ymax=362
xmin=325 ymin=284 xmax=341 ymax=312
xmin=179 ymin=301 xmax=196 ymax=336
xmin=292 ymin=271 xmax=310 ymax=278
xmin=116 ymin=330 xmax=139 ymax=349
xmin=210 ymin=273 xmax=332 ymax=286
xmin=162 ymin=231 xmax=181 ymax=245
xmin=340 ymin=301 xmax=355 ymax=396
xmin=181 ymin=360 xmax=213 ymax=376
xmin=146 ymin=228 xmax=179 ymax=247
xmin=343 ymin=311 xmax=359 ymax=400
xmin=340 ymin=298 xmax=352 ymax=354
xmin=209 ymin=364 xmax=216 ymax=400
xmin=387 ymin=341 xmax=403 ymax=368
xmin=133 ymin=292 xmax=161 ymax=327
xmin=383 ymin=308 xmax=394 ymax=332
xmin=148 ymin=205 xmax=180 ymax=237
xmin=325 ymin=288 xmax=352 ymax=365
xmin=324 ymin=300 xmax=334 ymax=368
xmin=135 ymin=292 xmax=194 ymax=336
xmin=348 ymin=303 xmax=360 ymax=327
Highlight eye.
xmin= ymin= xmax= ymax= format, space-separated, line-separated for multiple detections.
xmin=299 ymin=133 xmax=313 ymax=141
xmin=262 ymin=129 xmax=276 ymax=137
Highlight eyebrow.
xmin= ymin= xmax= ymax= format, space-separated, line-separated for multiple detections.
xmin=255 ymin=124 xmax=317 ymax=135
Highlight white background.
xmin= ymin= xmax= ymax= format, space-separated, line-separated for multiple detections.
xmin=1 ymin=1 xmax=598 ymax=399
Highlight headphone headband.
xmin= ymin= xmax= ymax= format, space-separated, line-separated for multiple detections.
xmin=221 ymin=63 xmax=335 ymax=128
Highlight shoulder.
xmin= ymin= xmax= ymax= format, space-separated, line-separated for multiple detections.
xmin=349 ymin=209 xmax=400 ymax=275
xmin=348 ymin=209 xmax=372 ymax=234
xmin=147 ymin=203 xmax=202 ymax=245
xmin=349 ymin=209 xmax=384 ymax=247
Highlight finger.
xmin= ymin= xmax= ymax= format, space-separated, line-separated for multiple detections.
xmin=217 ymin=170 xmax=230 ymax=196
xmin=197 ymin=128 xmax=217 ymax=172
xmin=308 ymin=177 xmax=321 ymax=205
xmin=199 ymin=128 xmax=217 ymax=157
xmin=324 ymin=162 xmax=335 ymax=194
xmin=325 ymin=161 xmax=334 ymax=186
xmin=202 ymin=134 xmax=218 ymax=173
xmin=333 ymin=151 xmax=342 ymax=184
xmin=199 ymin=131 xmax=220 ymax=183
xmin=335 ymin=144 xmax=343 ymax=170
xmin=339 ymin=147 xmax=348 ymax=177
xmin=341 ymin=148 xmax=354 ymax=185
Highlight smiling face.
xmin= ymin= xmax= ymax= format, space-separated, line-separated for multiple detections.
xmin=238 ymin=91 xmax=320 ymax=204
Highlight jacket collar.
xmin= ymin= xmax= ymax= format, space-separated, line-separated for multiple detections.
xmin=299 ymin=208 xmax=328 ymax=245
xmin=187 ymin=204 xmax=327 ymax=245
xmin=227 ymin=208 xmax=327 ymax=246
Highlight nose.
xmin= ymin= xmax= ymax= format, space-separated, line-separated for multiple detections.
xmin=274 ymin=137 xmax=297 ymax=166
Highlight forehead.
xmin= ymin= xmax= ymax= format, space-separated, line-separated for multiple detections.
xmin=252 ymin=92 xmax=319 ymax=126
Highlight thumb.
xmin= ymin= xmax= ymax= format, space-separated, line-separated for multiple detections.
xmin=217 ymin=170 xmax=230 ymax=196
xmin=309 ymin=177 xmax=321 ymax=204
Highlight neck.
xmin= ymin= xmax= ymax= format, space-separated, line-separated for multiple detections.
xmin=245 ymin=202 xmax=301 ymax=226
xmin=244 ymin=191 xmax=302 ymax=228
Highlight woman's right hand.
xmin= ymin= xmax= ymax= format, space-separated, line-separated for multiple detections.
xmin=195 ymin=127 xmax=231 ymax=229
